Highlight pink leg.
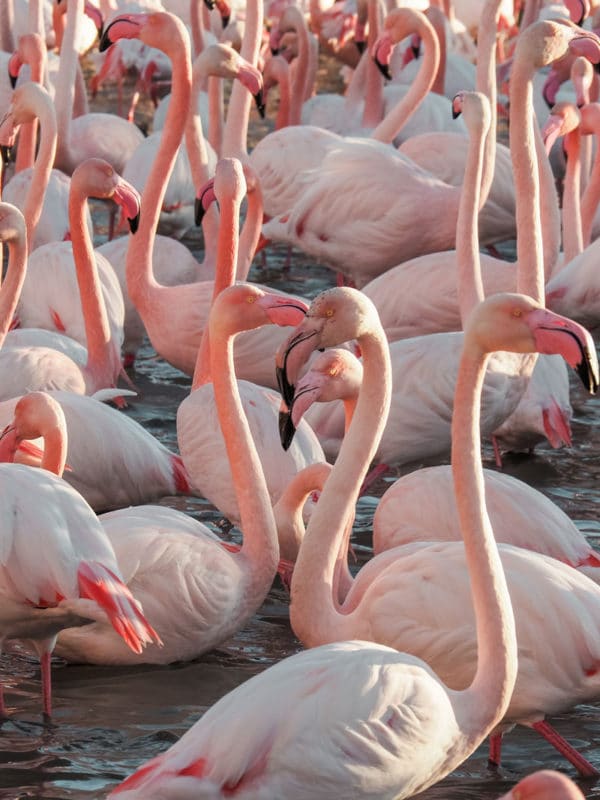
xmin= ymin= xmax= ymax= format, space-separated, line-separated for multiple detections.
xmin=491 ymin=435 xmax=503 ymax=468
xmin=531 ymin=720 xmax=599 ymax=777
xmin=488 ymin=732 xmax=503 ymax=767
xmin=359 ymin=463 xmax=390 ymax=496
xmin=40 ymin=651 xmax=52 ymax=716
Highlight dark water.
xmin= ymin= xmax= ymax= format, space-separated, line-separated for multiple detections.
xmin=3 ymin=230 xmax=600 ymax=797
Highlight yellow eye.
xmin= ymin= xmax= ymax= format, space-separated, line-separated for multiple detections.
xmin=326 ymin=308 xmax=334 ymax=318
xmin=247 ymin=295 xmax=256 ymax=304
xmin=512 ymin=308 xmax=522 ymax=317
xmin=329 ymin=368 xmax=337 ymax=376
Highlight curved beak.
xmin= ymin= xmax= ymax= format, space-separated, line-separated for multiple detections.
xmin=8 ymin=52 xmax=21 ymax=89
xmin=372 ymin=34 xmax=394 ymax=80
xmin=194 ymin=178 xmax=216 ymax=226
xmin=112 ymin=178 xmax=141 ymax=234
xmin=254 ymin=88 xmax=266 ymax=118
xmin=275 ymin=321 xmax=321 ymax=405
xmin=278 ymin=403 xmax=296 ymax=451
xmin=257 ymin=293 xmax=308 ymax=327
xmin=99 ymin=14 xmax=145 ymax=52
xmin=528 ymin=308 xmax=599 ymax=393
xmin=0 ymin=425 xmax=18 ymax=463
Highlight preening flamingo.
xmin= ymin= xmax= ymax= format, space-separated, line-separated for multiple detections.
xmin=0 ymin=392 xmax=161 ymax=714
xmin=278 ymin=285 xmax=600 ymax=776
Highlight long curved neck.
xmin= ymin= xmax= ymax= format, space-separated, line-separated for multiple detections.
xmin=290 ymin=323 xmax=392 ymax=646
xmin=475 ymin=0 xmax=501 ymax=206
xmin=0 ymin=232 xmax=27 ymax=347
xmin=221 ymin=0 xmax=262 ymax=159
xmin=236 ymin=183 xmax=262 ymax=281
xmin=69 ymin=182 xmax=116 ymax=389
xmin=22 ymin=92 xmax=58 ymax=251
xmin=41 ymin=426 xmax=68 ymax=477
xmin=426 ymin=7 xmax=447 ymax=95
xmin=510 ymin=45 xmax=544 ymax=303
xmin=209 ymin=317 xmax=280 ymax=595
xmin=0 ymin=0 xmax=14 ymax=51
xmin=192 ymin=187 xmax=242 ymax=390
xmin=287 ymin=12 xmax=310 ymax=126
xmin=561 ymin=128 xmax=584 ymax=263
xmin=579 ymin=103 xmax=600 ymax=247
xmin=535 ymin=118 xmax=561 ymax=279
xmin=371 ymin=14 xmax=439 ymax=143
xmin=14 ymin=36 xmax=46 ymax=174
xmin=208 ymin=76 xmax=224 ymax=157
xmin=458 ymin=116 xmax=487 ymax=326
xmin=54 ymin=0 xmax=83 ymax=172
xmin=361 ymin=0 xmax=384 ymax=129
xmin=126 ymin=18 xmax=192 ymax=309
xmin=190 ymin=0 xmax=206 ymax=58
xmin=451 ymin=343 xmax=517 ymax=736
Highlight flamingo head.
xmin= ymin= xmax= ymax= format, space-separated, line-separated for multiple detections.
xmin=195 ymin=178 xmax=217 ymax=226
xmin=209 ymin=285 xmax=308 ymax=341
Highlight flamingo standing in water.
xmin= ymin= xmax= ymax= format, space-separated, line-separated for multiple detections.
xmin=105 ymin=285 xmax=597 ymax=797
xmin=0 ymin=159 xmax=139 ymax=400
xmin=0 ymin=394 xmax=161 ymax=714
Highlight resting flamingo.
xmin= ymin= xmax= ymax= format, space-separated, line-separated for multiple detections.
xmin=0 ymin=394 xmax=161 ymax=714
xmin=0 ymin=161 xmax=138 ymax=401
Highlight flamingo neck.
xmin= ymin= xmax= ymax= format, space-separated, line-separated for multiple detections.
xmin=41 ymin=426 xmax=67 ymax=477
xmin=580 ymin=105 xmax=600 ymax=246
xmin=475 ymin=0 xmax=501 ymax=206
xmin=534 ymin=117 xmax=561 ymax=279
xmin=190 ymin=0 xmax=206 ymax=58
xmin=510 ymin=49 xmax=544 ymax=304
xmin=361 ymin=0 xmax=384 ymax=130
xmin=22 ymin=92 xmax=58 ymax=251
xmin=287 ymin=12 xmax=311 ymax=126
xmin=458 ymin=114 xmax=488 ymax=326
xmin=54 ymin=0 xmax=83 ymax=172
xmin=0 ymin=230 xmax=27 ymax=346
xmin=273 ymin=63 xmax=292 ymax=130
xmin=0 ymin=0 xmax=14 ymax=51
xmin=208 ymin=76 xmax=224 ymax=157
xmin=126 ymin=17 xmax=192 ymax=309
xmin=221 ymin=0 xmax=262 ymax=159
xmin=236 ymin=184 xmax=263 ymax=281
xmin=209 ymin=319 xmax=280 ymax=595
xmin=562 ymin=128 xmax=584 ymax=263
xmin=14 ymin=36 xmax=46 ymax=174
xmin=192 ymin=187 xmax=242 ymax=390
xmin=451 ymin=345 xmax=517 ymax=735
xmin=290 ymin=324 xmax=392 ymax=646
xmin=426 ymin=7 xmax=447 ymax=95
xmin=69 ymin=183 xmax=116 ymax=390
xmin=371 ymin=14 xmax=439 ymax=143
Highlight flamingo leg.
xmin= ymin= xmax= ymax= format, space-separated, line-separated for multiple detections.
xmin=491 ymin=436 xmax=503 ymax=468
xmin=488 ymin=732 xmax=503 ymax=767
xmin=359 ymin=462 xmax=390 ymax=496
xmin=40 ymin=651 xmax=52 ymax=716
xmin=531 ymin=720 xmax=599 ymax=777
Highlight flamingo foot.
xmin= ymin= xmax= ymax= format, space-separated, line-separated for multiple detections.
xmin=491 ymin=435 xmax=503 ymax=468
xmin=359 ymin=463 xmax=390 ymax=496
xmin=40 ymin=650 xmax=52 ymax=716
xmin=488 ymin=732 xmax=503 ymax=767
xmin=531 ymin=720 xmax=600 ymax=777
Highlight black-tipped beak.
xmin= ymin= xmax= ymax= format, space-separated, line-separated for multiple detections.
xmin=194 ymin=196 xmax=205 ymax=227
xmin=271 ymin=46 xmax=279 ymax=56
xmin=204 ymin=0 xmax=216 ymax=8
xmin=8 ymin=72 xmax=16 ymax=90
xmin=99 ymin=19 xmax=118 ymax=51
xmin=254 ymin=89 xmax=266 ymax=118
xmin=374 ymin=57 xmax=392 ymax=81
xmin=576 ymin=357 xmax=598 ymax=393
xmin=0 ymin=145 xmax=12 ymax=164
xmin=127 ymin=213 xmax=140 ymax=234
xmin=276 ymin=363 xmax=295 ymax=407
xmin=355 ymin=39 xmax=366 ymax=54
xmin=279 ymin=409 xmax=296 ymax=450
xmin=221 ymin=13 xmax=230 ymax=27
xmin=452 ymin=108 xmax=461 ymax=120
xmin=411 ymin=43 xmax=420 ymax=59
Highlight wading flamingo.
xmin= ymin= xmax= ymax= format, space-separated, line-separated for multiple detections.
xmin=0 ymin=393 xmax=161 ymax=714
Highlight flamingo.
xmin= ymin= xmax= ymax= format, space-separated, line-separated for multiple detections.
xmin=0 ymin=392 xmax=161 ymax=714
xmin=0 ymin=81 xmax=94 ymax=250
xmin=0 ymin=161 xmax=138 ymax=401
xmin=46 ymin=282 xmax=306 ymax=667
xmin=53 ymin=0 xmax=144 ymax=176
xmin=177 ymin=158 xmax=322 ymax=525
xmin=277 ymin=285 xmax=600 ymax=776
xmin=105 ymin=289 xmax=589 ymax=797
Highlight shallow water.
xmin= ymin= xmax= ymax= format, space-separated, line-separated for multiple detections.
xmin=2 ymin=228 xmax=600 ymax=799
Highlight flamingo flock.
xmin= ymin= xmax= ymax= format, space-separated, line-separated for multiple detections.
xmin=1 ymin=0 xmax=600 ymax=797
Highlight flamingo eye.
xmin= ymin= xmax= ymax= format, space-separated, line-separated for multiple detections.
xmin=247 ymin=295 xmax=256 ymax=304
xmin=512 ymin=308 xmax=522 ymax=317
xmin=325 ymin=309 xmax=334 ymax=318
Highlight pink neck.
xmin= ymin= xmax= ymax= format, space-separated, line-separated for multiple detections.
xmin=208 ymin=76 xmax=224 ymax=157
xmin=22 ymin=90 xmax=58 ymax=251
xmin=42 ymin=426 xmax=68 ymax=477
xmin=236 ymin=182 xmax=263 ymax=281
xmin=14 ymin=36 xmax=46 ymax=174
xmin=0 ymin=228 xmax=27 ymax=346
xmin=361 ymin=0 xmax=384 ymax=129
xmin=221 ymin=0 xmax=262 ymax=159
xmin=371 ymin=13 xmax=440 ymax=144
xmin=127 ymin=16 xmax=192 ymax=309
xmin=286 ymin=10 xmax=311 ymax=126
xmin=290 ymin=322 xmax=392 ymax=646
xmin=54 ymin=0 xmax=83 ymax=171
xmin=69 ymin=179 xmax=116 ymax=390
xmin=579 ymin=104 xmax=600 ymax=246
xmin=426 ymin=6 xmax=447 ymax=95
xmin=562 ymin=128 xmax=584 ymax=262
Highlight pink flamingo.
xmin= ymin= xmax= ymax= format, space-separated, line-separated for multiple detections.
xmin=105 ymin=289 xmax=585 ymax=797
xmin=177 ymin=158 xmax=322 ymax=524
xmin=0 ymin=391 xmax=161 ymax=714
xmin=101 ymin=9 xmax=309 ymax=387
xmin=277 ymin=285 xmax=600 ymax=777
xmin=0 ymin=160 xmax=139 ymax=400
xmin=0 ymin=81 xmax=94 ymax=250
xmin=53 ymin=0 xmax=144 ymax=175
xmin=47 ymin=282 xmax=306 ymax=667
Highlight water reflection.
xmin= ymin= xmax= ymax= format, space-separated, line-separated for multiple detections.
xmin=1 ymin=233 xmax=600 ymax=798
